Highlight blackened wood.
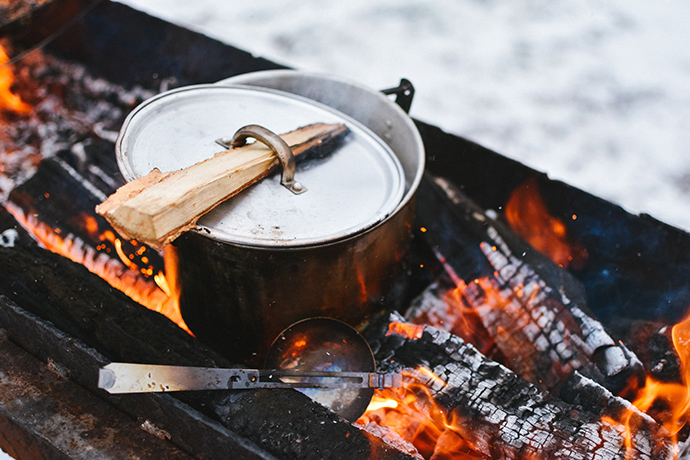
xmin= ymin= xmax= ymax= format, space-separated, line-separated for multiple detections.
xmin=213 ymin=390 xmax=412 ymax=460
xmin=0 ymin=330 xmax=192 ymax=459
xmin=559 ymin=371 xmax=657 ymax=430
xmin=416 ymin=121 xmax=690 ymax=328
xmin=8 ymin=148 xmax=165 ymax=280
xmin=14 ymin=0 xmax=285 ymax=90
xmin=623 ymin=320 xmax=681 ymax=383
xmin=0 ymin=205 xmax=413 ymax=460
xmin=409 ymin=174 xmax=643 ymax=395
xmin=366 ymin=313 xmax=672 ymax=460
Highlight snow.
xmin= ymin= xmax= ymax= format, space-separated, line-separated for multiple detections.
xmin=114 ymin=0 xmax=690 ymax=232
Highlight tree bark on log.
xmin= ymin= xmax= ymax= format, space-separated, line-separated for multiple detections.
xmin=365 ymin=312 xmax=672 ymax=460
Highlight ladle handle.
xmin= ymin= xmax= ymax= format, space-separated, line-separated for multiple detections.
xmin=230 ymin=124 xmax=307 ymax=195
xmin=98 ymin=362 xmax=402 ymax=393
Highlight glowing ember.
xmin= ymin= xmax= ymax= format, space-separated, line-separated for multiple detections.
xmin=0 ymin=44 xmax=32 ymax=115
xmin=387 ymin=322 xmax=424 ymax=340
xmin=504 ymin=176 xmax=587 ymax=268
xmin=411 ymin=279 xmax=500 ymax=359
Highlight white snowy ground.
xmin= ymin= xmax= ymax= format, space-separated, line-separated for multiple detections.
xmin=116 ymin=0 xmax=690 ymax=232
xmin=2 ymin=1 xmax=690 ymax=458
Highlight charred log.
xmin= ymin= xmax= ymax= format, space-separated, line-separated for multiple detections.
xmin=559 ymin=371 xmax=656 ymax=427
xmin=408 ymin=174 xmax=644 ymax=395
xmin=623 ymin=320 xmax=681 ymax=383
xmin=417 ymin=122 xmax=690 ymax=328
xmin=365 ymin=313 xmax=672 ymax=460
xmin=678 ymin=439 xmax=690 ymax=460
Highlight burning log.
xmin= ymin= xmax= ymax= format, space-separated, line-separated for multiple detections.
xmin=559 ymin=371 xmax=657 ymax=426
xmin=6 ymin=151 xmax=182 ymax=328
xmin=407 ymin=174 xmax=644 ymax=395
xmin=679 ymin=439 xmax=690 ymax=460
xmin=363 ymin=313 xmax=672 ymax=460
xmin=96 ymin=122 xmax=350 ymax=249
xmin=0 ymin=206 xmax=414 ymax=459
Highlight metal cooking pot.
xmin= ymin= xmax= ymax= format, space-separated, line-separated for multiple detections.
xmin=116 ymin=71 xmax=425 ymax=366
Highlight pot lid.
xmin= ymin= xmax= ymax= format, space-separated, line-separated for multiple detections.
xmin=116 ymin=84 xmax=405 ymax=247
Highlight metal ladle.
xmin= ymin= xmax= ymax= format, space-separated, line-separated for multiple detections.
xmin=264 ymin=317 xmax=380 ymax=421
xmin=98 ymin=318 xmax=400 ymax=421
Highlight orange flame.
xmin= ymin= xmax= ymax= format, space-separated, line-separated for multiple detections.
xmin=387 ymin=322 xmax=425 ymax=340
xmin=504 ymin=177 xmax=587 ymax=268
xmin=5 ymin=203 xmax=191 ymax=333
xmin=0 ymin=44 xmax=32 ymax=115
xmin=593 ymin=313 xmax=690 ymax=459
xmin=357 ymin=368 xmax=489 ymax=459
xmin=613 ymin=313 xmax=690 ymax=456
xmin=419 ymin=279 xmax=499 ymax=358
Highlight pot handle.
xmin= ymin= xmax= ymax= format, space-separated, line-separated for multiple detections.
xmin=229 ymin=124 xmax=307 ymax=195
xmin=381 ymin=78 xmax=415 ymax=114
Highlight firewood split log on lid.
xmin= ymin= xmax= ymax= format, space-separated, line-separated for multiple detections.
xmin=364 ymin=312 xmax=672 ymax=460
xmin=96 ymin=123 xmax=349 ymax=249
xmin=407 ymin=174 xmax=644 ymax=395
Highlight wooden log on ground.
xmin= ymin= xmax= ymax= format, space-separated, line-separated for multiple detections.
xmin=365 ymin=312 xmax=672 ymax=460
xmin=96 ymin=123 xmax=349 ymax=249
xmin=407 ymin=174 xmax=644 ymax=395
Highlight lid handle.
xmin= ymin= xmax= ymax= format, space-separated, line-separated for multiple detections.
xmin=228 ymin=125 xmax=307 ymax=195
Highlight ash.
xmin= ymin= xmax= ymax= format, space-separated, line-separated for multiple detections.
xmin=0 ymin=46 xmax=155 ymax=202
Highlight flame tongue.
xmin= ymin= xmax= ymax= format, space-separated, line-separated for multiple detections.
xmin=358 ymin=368 xmax=488 ymax=459
xmin=0 ymin=44 xmax=32 ymax=115
xmin=5 ymin=202 xmax=190 ymax=333
xmin=625 ymin=315 xmax=690 ymax=445
xmin=504 ymin=177 xmax=587 ymax=269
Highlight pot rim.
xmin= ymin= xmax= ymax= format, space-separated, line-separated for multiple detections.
xmin=115 ymin=83 xmax=409 ymax=248
xmin=218 ymin=70 xmax=426 ymax=220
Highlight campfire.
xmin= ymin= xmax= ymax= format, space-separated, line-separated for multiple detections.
xmin=2 ymin=2 xmax=690 ymax=459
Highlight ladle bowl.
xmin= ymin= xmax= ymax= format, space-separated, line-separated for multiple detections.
xmin=265 ymin=317 xmax=376 ymax=421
